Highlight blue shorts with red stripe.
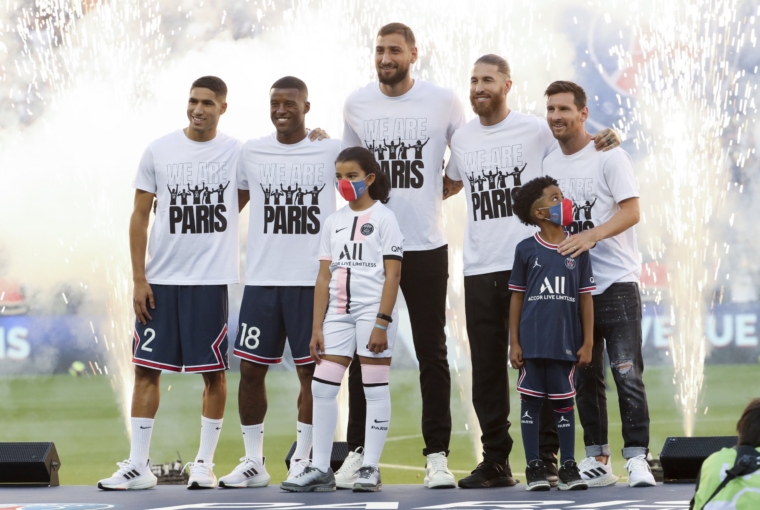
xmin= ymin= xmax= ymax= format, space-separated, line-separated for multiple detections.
xmin=132 ymin=284 xmax=229 ymax=373
xmin=517 ymin=358 xmax=576 ymax=400
xmin=232 ymin=286 xmax=314 ymax=366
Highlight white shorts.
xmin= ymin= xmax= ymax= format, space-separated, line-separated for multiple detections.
xmin=322 ymin=309 xmax=398 ymax=359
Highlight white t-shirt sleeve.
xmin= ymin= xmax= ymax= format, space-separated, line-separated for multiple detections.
xmin=342 ymin=109 xmax=363 ymax=148
xmin=381 ymin=212 xmax=405 ymax=261
xmin=446 ymin=94 xmax=467 ymax=146
xmin=444 ymin=139 xmax=462 ymax=181
xmin=132 ymin=145 xmax=157 ymax=192
xmin=602 ymin=150 xmax=640 ymax=203
xmin=318 ymin=215 xmax=333 ymax=261
xmin=237 ymin=151 xmax=250 ymax=191
xmin=539 ymin=119 xmax=559 ymax=159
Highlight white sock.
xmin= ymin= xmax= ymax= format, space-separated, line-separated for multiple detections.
xmin=363 ymin=385 xmax=391 ymax=467
xmin=129 ymin=417 xmax=154 ymax=468
xmin=311 ymin=380 xmax=341 ymax=472
xmin=293 ymin=422 xmax=313 ymax=461
xmin=195 ymin=416 xmax=223 ymax=464
xmin=242 ymin=423 xmax=264 ymax=463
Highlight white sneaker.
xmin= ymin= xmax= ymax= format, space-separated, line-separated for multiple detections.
xmin=578 ymin=456 xmax=618 ymax=487
xmin=353 ymin=465 xmax=382 ymax=492
xmin=97 ymin=459 xmax=157 ymax=490
xmin=219 ymin=457 xmax=271 ymax=488
xmin=287 ymin=458 xmax=311 ymax=481
xmin=624 ymin=455 xmax=657 ymax=487
xmin=186 ymin=460 xmax=217 ymax=489
xmin=424 ymin=452 xmax=456 ymax=489
xmin=334 ymin=447 xmax=364 ymax=490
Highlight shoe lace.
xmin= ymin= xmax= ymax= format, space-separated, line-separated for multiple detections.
xmin=114 ymin=460 xmax=135 ymax=475
xmin=295 ymin=465 xmax=317 ymax=478
xmin=624 ymin=455 xmax=650 ymax=472
xmin=234 ymin=457 xmax=257 ymax=472
xmin=427 ymin=453 xmax=449 ymax=473
xmin=183 ymin=461 xmax=215 ymax=476
xmin=357 ymin=466 xmax=375 ymax=479
xmin=577 ymin=456 xmax=597 ymax=471
xmin=336 ymin=449 xmax=364 ymax=475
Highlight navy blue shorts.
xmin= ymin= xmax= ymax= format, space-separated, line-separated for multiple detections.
xmin=132 ymin=284 xmax=229 ymax=373
xmin=232 ymin=286 xmax=314 ymax=366
xmin=517 ymin=359 xmax=576 ymax=400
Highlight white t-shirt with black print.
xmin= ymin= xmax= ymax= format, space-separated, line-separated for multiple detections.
xmin=133 ymin=129 xmax=241 ymax=285
xmin=543 ymin=142 xmax=640 ymax=295
xmin=446 ymin=111 xmax=558 ymax=276
xmin=342 ymin=80 xmax=466 ymax=251
xmin=238 ymin=134 xmax=341 ymax=286
xmin=319 ymin=202 xmax=404 ymax=315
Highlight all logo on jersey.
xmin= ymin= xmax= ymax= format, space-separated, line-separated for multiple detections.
xmin=339 ymin=243 xmax=363 ymax=261
xmin=362 ymin=118 xmax=429 ymax=189
xmin=259 ymin=162 xmax=326 ymax=235
xmin=556 ymin=177 xmax=598 ymax=234
xmin=528 ymin=276 xmax=576 ymax=303
xmin=462 ymin=144 xmax=526 ymax=221
xmin=167 ymin=162 xmax=230 ymax=234
xmin=332 ymin=242 xmax=377 ymax=268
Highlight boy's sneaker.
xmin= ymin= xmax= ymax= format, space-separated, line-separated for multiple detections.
xmin=457 ymin=461 xmax=517 ymax=488
xmin=287 ymin=458 xmax=312 ymax=480
xmin=558 ymin=460 xmax=588 ymax=491
xmin=281 ymin=466 xmax=336 ymax=492
xmin=334 ymin=447 xmax=364 ymax=489
xmin=424 ymin=452 xmax=456 ymax=488
xmin=578 ymin=456 xmax=618 ymax=487
xmin=624 ymin=455 xmax=657 ymax=487
xmin=543 ymin=460 xmax=559 ymax=487
xmin=218 ymin=457 xmax=271 ymax=488
xmin=525 ymin=460 xmax=551 ymax=491
xmin=353 ymin=466 xmax=382 ymax=492
xmin=97 ymin=459 xmax=157 ymax=490
xmin=186 ymin=460 xmax=217 ymax=489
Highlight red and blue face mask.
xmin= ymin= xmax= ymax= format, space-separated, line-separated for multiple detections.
xmin=336 ymin=177 xmax=369 ymax=201
xmin=540 ymin=198 xmax=574 ymax=226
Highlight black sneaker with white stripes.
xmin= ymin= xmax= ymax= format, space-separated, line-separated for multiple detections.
xmin=97 ymin=459 xmax=157 ymax=490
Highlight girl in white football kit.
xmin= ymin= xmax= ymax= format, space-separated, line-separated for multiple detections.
xmin=281 ymin=147 xmax=404 ymax=493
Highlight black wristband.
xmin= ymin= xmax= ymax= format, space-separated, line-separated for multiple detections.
xmin=376 ymin=313 xmax=393 ymax=323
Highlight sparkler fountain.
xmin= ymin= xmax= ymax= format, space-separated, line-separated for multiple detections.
xmin=2 ymin=0 xmax=755 ymax=450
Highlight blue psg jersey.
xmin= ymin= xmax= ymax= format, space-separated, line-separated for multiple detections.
xmin=508 ymin=233 xmax=595 ymax=361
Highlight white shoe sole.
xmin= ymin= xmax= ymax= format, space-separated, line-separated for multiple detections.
xmin=628 ymin=477 xmax=656 ymax=487
xmin=353 ymin=483 xmax=382 ymax=492
xmin=585 ymin=473 xmax=618 ymax=487
xmin=336 ymin=479 xmax=357 ymax=490
xmin=219 ymin=477 xmax=270 ymax=488
xmin=98 ymin=478 xmax=157 ymax=491
xmin=424 ymin=477 xmax=456 ymax=489
xmin=525 ymin=482 xmax=551 ymax=491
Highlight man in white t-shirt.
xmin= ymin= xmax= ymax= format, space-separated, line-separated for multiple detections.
xmin=446 ymin=55 xmax=621 ymax=489
xmin=98 ymin=76 xmax=240 ymax=491
xmin=542 ymin=80 xmax=655 ymax=488
xmin=217 ymin=76 xmax=342 ymax=488
xmin=340 ymin=22 xmax=466 ymax=488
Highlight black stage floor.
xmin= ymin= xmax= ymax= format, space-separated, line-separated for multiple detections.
xmin=0 ymin=483 xmax=695 ymax=510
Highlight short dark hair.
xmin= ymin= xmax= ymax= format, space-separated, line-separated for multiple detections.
xmin=377 ymin=22 xmax=416 ymax=47
xmin=544 ymin=80 xmax=587 ymax=110
xmin=191 ymin=76 xmax=227 ymax=99
xmin=474 ymin=54 xmax=511 ymax=80
xmin=738 ymin=398 xmax=760 ymax=447
xmin=270 ymin=76 xmax=308 ymax=100
xmin=512 ymin=176 xmax=559 ymax=226
xmin=335 ymin=147 xmax=391 ymax=204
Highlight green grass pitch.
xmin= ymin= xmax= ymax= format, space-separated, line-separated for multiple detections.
xmin=1 ymin=365 xmax=757 ymax=485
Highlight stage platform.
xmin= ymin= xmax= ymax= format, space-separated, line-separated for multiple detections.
xmin=0 ymin=483 xmax=695 ymax=510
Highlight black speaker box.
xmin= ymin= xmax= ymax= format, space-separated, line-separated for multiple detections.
xmin=660 ymin=436 xmax=737 ymax=483
xmin=0 ymin=442 xmax=61 ymax=486
xmin=285 ymin=441 xmax=350 ymax=473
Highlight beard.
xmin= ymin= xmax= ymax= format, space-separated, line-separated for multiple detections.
xmin=470 ymin=92 xmax=505 ymax=117
xmin=377 ymin=62 xmax=410 ymax=86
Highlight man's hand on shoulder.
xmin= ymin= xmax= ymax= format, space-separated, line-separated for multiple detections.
xmin=308 ymin=128 xmax=330 ymax=141
xmin=592 ymin=128 xmax=620 ymax=152
xmin=558 ymin=230 xmax=598 ymax=258
xmin=443 ymin=175 xmax=463 ymax=200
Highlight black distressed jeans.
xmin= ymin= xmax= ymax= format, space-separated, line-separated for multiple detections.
xmin=347 ymin=245 xmax=452 ymax=456
xmin=575 ymin=282 xmax=650 ymax=459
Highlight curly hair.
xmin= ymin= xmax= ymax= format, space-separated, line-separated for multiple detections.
xmin=512 ymin=176 xmax=559 ymax=226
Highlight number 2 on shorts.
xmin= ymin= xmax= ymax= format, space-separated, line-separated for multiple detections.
xmin=141 ymin=328 xmax=156 ymax=352
xmin=240 ymin=322 xmax=260 ymax=350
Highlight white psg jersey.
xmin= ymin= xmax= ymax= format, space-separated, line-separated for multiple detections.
xmin=319 ymin=202 xmax=404 ymax=314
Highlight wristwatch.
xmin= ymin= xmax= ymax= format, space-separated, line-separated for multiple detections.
xmin=376 ymin=313 xmax=393 ymax=323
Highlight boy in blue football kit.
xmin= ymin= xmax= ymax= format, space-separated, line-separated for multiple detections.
xmin=508 ymin=176 xmax=594 ymax=491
